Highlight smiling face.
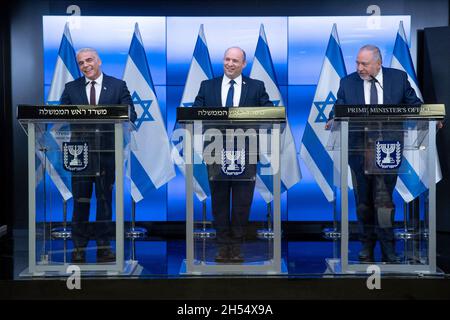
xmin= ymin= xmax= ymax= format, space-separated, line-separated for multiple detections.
xmin=223 ymin=47 xmax=247 ymax=79
xmin=77 ymin=50 xmax=102 ymax=80
xmin=356 ymin=48 xmax=381 ymax=81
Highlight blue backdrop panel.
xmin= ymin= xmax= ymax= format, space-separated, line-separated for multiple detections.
xmin=43 ymin=15 xmax=412 ymax=222
xmin=166 ymin=17 xmax=288 ymax=85
xmin=288 ymin=16 xmax=411 ymax=84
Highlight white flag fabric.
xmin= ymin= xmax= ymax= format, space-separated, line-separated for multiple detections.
xmin=391 ymin=21 xmax=442 ymax=202
xmin=123 ymin=23 xmax=176 ymax=202
xmin=171 ymin=24 xmax=212 ymax=201
xmin=47 ymin=23 xmax=80 ymax=105
xmin=300 ymin=24 xmax=347 ymax=202
xmin=42 ymin=22 xmax=80 ymax=201
xmin=250 ymin=24 xmax=302 ymax=203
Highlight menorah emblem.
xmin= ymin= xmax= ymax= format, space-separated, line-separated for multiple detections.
xmin=376 ymin=140 xmax=402 ymax=170
xmin=63 ymin=142 xmax=89 ymax=171
xmin=381 ymin=143 xmax=396 ymax=164
xmin=68 ymin=144 xmax=83 ymax=166
xmin=221 ymin=148 xmax=245 ymax=175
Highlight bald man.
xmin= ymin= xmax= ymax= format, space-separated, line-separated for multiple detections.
xmin=193 ymin=47 xmax=273 ymax=263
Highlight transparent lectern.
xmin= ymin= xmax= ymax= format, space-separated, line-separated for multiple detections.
xmin=17 ymin=105 xmax=136 ymax=276
xmin=326 ymin=104 xmax=445 ymax=274
xmin=176 ymin=107 xmax=286 ymax=275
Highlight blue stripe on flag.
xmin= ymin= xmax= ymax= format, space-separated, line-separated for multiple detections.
xmin=42 ymin=131 xmax=71 ymax=186
xmin=302 ymin=122 xmax=334 ymax=191
xmin=193 ymin=155 xmax=211 ymax=197
xmin=131 ymin=151 xmax=156 ymax=195
xmin=398 ymin=158 xmax=427 ymax=198
xmin=129 ymin=35 xmax=155 ymax=92
xmin=193 ymin=37 xmax=214 ymax=79
xmin=325 ymin=35 xmax=347 ymax=79
xmin=60 ymin=35 xmax=80 ymax=80
xmin=254 ymin=36 xmax=277 ymax=85
xmin=393 ymin=33 xmax=418 ymax=84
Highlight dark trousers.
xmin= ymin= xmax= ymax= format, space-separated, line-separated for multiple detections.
xmin=209 ymin=180 xmax=256 ymax=246
xmin=71 ymin=161 xmax=115 ymax=250
xmin=350 ymin=156 xmax=397 ymax=257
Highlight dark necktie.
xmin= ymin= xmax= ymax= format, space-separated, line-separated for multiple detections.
xmin=370 ymin=78 xmax=378 ymax=105
xmin=90 ymin=80 xmax=96 ymax=105
xmin=225 ymin=79 xmax=235 ymax=107
xmin=367 ymin=78 xmax=379 ymax=167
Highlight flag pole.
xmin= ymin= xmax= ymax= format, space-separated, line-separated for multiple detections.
xmin=257 ymin=202 xmax=274 ymax=239
xmin=40 ymin=146 xmax=49 ymax=264
xmin=194 ymin=200 xmax=216 ymax=239
xmin=126 ymin=200 xmax=147 ymax=240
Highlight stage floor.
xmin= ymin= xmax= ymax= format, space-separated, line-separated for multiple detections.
xmin=7 ymin=229 xmax=450 ymax=279
xmin=2 ymin=230 xmax=450 ymax=300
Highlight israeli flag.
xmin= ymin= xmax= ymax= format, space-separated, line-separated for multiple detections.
xmin=41 ymin=22 xmax=80 ymax=201
xmin=47 ymin=22 xmax=81 ymax=104
xmin=123 ymin=23 xmax=176 ymax=202
xmin=391 ymin=21 xmax=442 ymax=202
xmin=250 ymin=24 xmax=302 ymax=203
xmin=300 ymin=24 xmax=347 ymax=202
xmin=172 ymin=24 xmax=212 ymax=201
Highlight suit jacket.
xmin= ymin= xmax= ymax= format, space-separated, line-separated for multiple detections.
xmin=334 ymin=67 xmax=421 ymax=173
xmin=193 ymin=75 xmax=273 ymax=108
xmin=60 ymin=74 xmax=137 ymax=122
xmin=60 ymin=74 xmax=136 ymax=172
xmin=335 ymin=67 xmax=421 ymax=106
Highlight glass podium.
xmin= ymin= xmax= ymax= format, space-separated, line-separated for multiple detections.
xmin=176 ymin=107 xmax=286 ymax=275
xmin=326 ymin=104 xmax=445 ymax=274
xmin=17 ymin=105 xmax=137 ymax=276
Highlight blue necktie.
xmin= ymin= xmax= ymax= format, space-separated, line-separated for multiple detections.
xmin=225 ymin=79 xmax=235 ymax=107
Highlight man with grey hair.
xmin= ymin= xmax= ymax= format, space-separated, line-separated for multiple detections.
xmin=60 ymin=48 xmax=136 ymax=264
xmin=193 ymin=47 xmax=273 ymax=263
xmin=332 ymin=44 xmax=421 ymax=263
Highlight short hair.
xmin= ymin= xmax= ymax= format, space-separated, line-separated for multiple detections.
xmin=225 ymin=47 xmax=246 ymax=62
xmin=76 ymin=47 xmax=100 ymax=58
xmin=359 ymin=45 xmax=382 ymax=63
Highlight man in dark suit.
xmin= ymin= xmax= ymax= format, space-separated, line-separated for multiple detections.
xmin=193 ymin=47 xmax=273 ymax=263
xmin=331 ymin=45 xmax=421 ymax=263
xmin=60 ymin=48 xmax=136 ymax=263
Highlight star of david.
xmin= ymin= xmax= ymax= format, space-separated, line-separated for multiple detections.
xmin=132 ymin=91 xmax=154 ymax=129
xmin=314 ymin=92 xmax=336 ymax=123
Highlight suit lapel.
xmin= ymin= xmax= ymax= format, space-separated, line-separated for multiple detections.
xmin=215 ymin=77 xmax=223 ymax=107
xmin=381 ymin=68 xmax=391 ymax=104
xmin=239 ymin=76 xmax=248 ymax=106
xmin=98 ymin=74 xmax=109 ymax=105
xmin=354 ymin=76 xmax=365 ymax=104
xmin=78 ymin=77 xmax=89 ymax=105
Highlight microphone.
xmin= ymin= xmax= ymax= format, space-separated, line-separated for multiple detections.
xmin=370 ymin=75 xmax=383 ymax=90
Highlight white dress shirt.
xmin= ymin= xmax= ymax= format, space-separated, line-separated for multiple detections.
xmin=85 ymin=73 xmax=103 ymax=105
xmin=363 ymin=69 xmax=383 ymax=105
xmin=221 ymin=74 xmax=243 ymax=107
